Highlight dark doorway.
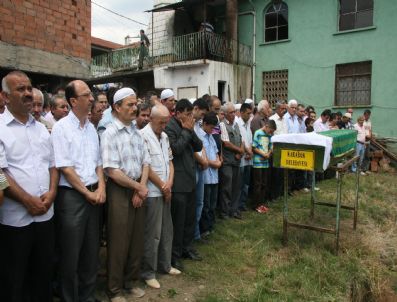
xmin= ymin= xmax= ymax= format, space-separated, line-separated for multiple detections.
xmin=218 ymin=81 xmax=226 ymax=103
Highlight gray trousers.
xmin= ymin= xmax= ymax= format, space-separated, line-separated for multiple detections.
xmin=219 ymin=164 xmax=241 ymax=216
xmin=55 ymin=187 xmax=100 ymax=302
xmin=141 ymin=196 xmax=173 ymax=280
xmin=106 ymin=180 xmax=145 ymax=297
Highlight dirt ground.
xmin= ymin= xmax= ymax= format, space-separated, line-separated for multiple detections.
xmin=96 ymin=247 xmax=205 ymax=302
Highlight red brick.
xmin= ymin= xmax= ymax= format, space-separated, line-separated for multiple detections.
xmin=26 ymin=9 xmax=36 ymax=16
xmin=23 ymin=1 xmax=33 ymax=9
xmin=0 ymin=0 xmax=90 ymax=59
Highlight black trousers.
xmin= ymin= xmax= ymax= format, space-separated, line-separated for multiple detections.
xmin=55 ymin=187 xmax=100 ymax=302
xmin=0 ymin=219 xmax=54 ymax=302
xmin=171 ymin=191 xmax=196 ymax=260
xmin=271 ymin=167 xmax=284 ymax=200
xmin=252 ymin=168 xmax=271 ymax=208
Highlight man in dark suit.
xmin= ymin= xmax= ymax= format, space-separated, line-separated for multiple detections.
xmin=165 ymin=99 xmax=203 ymax=271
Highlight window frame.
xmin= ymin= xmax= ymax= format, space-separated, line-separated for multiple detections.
xmin=338 ymin=0 xmax=374 ymax=32
xmin=262 ymin=69 xmax=289 ymax=108
xmin=263 ymin=1 xmax=289 ymax=43
xmin=334 ymin=61 xmax=372 ymax=107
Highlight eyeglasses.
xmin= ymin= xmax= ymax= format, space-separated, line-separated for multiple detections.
xmin=76 ymin=92 xmax=93 ymax=98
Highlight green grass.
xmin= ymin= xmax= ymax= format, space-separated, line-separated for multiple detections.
xmin=185 ymin=172 xmax=397 ymax=302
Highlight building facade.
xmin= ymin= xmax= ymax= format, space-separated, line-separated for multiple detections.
xmin=238 ymin=0 xmax=397 ymax=138
xmin=89 ymin=0 xmax=253 ymax=103
xmin=0 ymin=0 xmax=91 ymax=89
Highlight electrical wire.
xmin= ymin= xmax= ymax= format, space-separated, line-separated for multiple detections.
xmin=91 ymin=1 xmax=148 ymax=27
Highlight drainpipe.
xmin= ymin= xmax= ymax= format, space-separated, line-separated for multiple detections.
xmin=238 ymin=0 xmax=256 ymax=102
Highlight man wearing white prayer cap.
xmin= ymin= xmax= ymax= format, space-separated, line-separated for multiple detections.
xmin=160 ymin=89 xmax=176 ymax=115
xmin=101 ymin=86 xmax=150 ymax=300
xmin=98 ymin=87 xmax=136 ymax=136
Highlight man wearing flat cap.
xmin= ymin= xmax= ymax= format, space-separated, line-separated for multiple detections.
xmin=101 ymin=87 xmax=151 ymax=301
xmin=160 ymin=89 xmax=176 ymax=116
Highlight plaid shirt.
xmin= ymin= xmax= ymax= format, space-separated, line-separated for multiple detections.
xmin=0 ymin=169 xmax=8 ymax=191
xmin=101 ymin=117 xmax=150 ymax=180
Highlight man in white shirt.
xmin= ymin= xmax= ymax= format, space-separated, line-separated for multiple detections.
xmin=237 ymin=103 xmax=253 ymax=211
xmin=0 ymin=71 xmax=58 ymax=302
xmin=52 ymin=80 xmax=106 ymax=302
xmin=269 ymin=100 xmax=288 ymax=199
xmin=313 ymin=109 xmax=331 ymax=133
xmin=140 ymin=105 xmax=181 ymax=290
xmin=32 ymin=88 xmax=52 ymax=131
xmin=269 ymin=100 xmax=288 ymax=135
xmin=363 ymin=109 xmax=372 ymax=138
xmin=44 ymin=94 xmax=69 ymax=127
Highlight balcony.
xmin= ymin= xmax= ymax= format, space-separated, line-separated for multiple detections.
xmin=90 ymin=32 xmax=252 ymax=78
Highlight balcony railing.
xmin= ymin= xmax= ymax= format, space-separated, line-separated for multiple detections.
xmin=91 ymin=32 xmax=252 ymax=78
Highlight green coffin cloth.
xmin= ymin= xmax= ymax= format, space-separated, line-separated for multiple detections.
xmin=319 ymin=129 xmax=357 ymax=158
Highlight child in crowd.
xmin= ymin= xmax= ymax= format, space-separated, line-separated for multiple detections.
xmin=305 ymin=118 xmax=314 ymax=133
xmin=0 ymin=168 xmax=9 ymax=205
xmin=199 ymin=112 xmax=222 ymax=236
xmin=252 ymin=120 xmax=277 ymax=213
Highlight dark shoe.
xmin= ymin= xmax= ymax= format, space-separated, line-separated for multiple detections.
xmin=219 ymin=213 xmax=229 ymax=220
xmin=195 ymin=237 xmax=209 ymax=244
xmin=239 ymin=205 xmax=248 ymax=212
xmin=201 ymin=230 xmax=211 ymax=238
xmin=182 ymin=250 xmax=203 ymax=261
xmin=171 ymin=258 xmax=184 ymax=271
xmin=233 ymin=212 xmax=243 ymax=220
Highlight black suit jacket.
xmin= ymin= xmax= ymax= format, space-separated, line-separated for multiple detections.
xmin=165 ymin=117 xmax=203 ymax=193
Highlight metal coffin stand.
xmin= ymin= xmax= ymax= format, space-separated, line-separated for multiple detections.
xmin=273 ymin=143 xmax=360 ymax=254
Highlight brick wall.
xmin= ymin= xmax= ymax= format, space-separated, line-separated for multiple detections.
xmin=0 ymin=0 xmax=91 ymax=61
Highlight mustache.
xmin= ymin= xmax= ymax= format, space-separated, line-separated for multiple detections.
xmin=23 ymin=96 xmax=33 ymax=102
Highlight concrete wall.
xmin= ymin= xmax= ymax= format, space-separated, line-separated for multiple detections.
xmin=0 ymin=0 xmax=91 ymax=78
xmin=153 ymin=60 xmax=252 ymax=102
xmin=238 ymin=0 xmax=397 ymax=138
xmin=146 ymin=1 xmax=177 ymax=57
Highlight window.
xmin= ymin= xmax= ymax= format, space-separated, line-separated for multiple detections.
xmin=335 ymin=61 xmax=371 ymax=106
xmin=263 ymin=70 xmax=288 ymax=107
xmin=264 ymin=1 xmax=288 ymax=42
xmin=339 ymin=0 xmax=373 ymax=31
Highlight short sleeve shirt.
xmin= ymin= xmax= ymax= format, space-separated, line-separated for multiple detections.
xmin=252 ymin=129 xmax=272 ymax=168
xmin=101 ymin=117 xmax=151 ymax=180
xmin=140 ymin=124 xmax=172 ymax=197
xmin=363 ymin=119 xmax=372 ymax=137
xmin=355 ymin=123 xmax=366 ymax=143
xmin=51 ymin=110 xmax=102 ymax=187
xmin=0 ymin=107 xmax=55 ymax=227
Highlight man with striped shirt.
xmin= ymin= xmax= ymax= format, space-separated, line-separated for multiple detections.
xmin=101 ymin=88 xmax=150 ymax=302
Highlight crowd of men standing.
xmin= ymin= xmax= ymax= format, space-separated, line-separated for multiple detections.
xmin=0 ymin=70 xmax=372 ymax=302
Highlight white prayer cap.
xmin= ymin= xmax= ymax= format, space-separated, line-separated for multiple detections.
xmin=160 ymin=89 xmax=174 ymax=100
xmin=234 ymin=103 xmax=241 ymax=111
xmin=244 ymin=98 xmax=254 ymax=104
xmin=113 ymin=87 xmax=135 ymax=104
xmin=343 ymin=113 xmax=352 ymax=119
